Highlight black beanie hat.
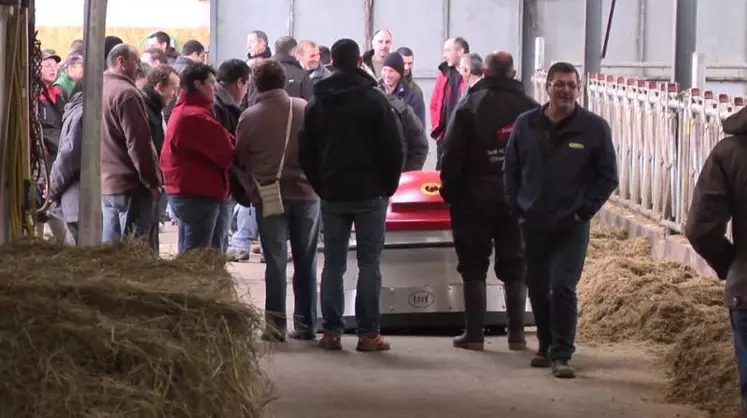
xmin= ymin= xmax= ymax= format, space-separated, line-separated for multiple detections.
xmin=382 ymin=52 xmax=405 ymax=77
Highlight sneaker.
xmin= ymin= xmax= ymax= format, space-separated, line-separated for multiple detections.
xmin=530 ymin=351 xmax=551 ymax=368
xmin=552 ymin=359 xmax=576 ymax=379
xmin=226 ymin=248 xmax=251 ymax=262
xmin=356 ymin=334 xmax=391 ymax=352
xmin=318 ymin=333 xmax=343 ymax=350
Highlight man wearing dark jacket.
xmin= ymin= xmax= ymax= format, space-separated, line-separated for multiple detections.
xmin=379 ymin=52 xmax=425 ymax=127
xmin=141 ymin=64 xmax=179 ymax=247
xmin=685 ymin=106 xmax=747 ymax=416
xmin=164 ymin=40 xmax=207 ymax=122
xmin=440 ymin=51 xmax=539 ymax=353
xmin=386 ymin=94 xmax=428 ymax=172
xmin=244 ymin=36 xmax=313 ymax=106
xmin=212 ymin=59 xmax=250 ymax=255
xmin=299 ymin=38 xmax=403 ymax=352
xmin=504 ymin=62 xmax=618 ymax=379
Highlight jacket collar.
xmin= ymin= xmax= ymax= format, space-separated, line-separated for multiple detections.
xmin=529 ymin=102 xmax=584 ymax=133
xmin=215 ymin=83 xmax=241 ymax=109
xmin=471 ymin=76 xmax=524 ymax=93
xmin=178 ymin=90 xmax=212 ymax=108
xmin=104 ymin=70 xmax=137 ymax=88
xmin=257 ymin=88 xmax=289 ymax=102
xmin=142 ymin=86 xmax=165 ymax=112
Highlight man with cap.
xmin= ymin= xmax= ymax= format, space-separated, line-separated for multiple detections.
xmin=54 ymin=52 xmax=85 ymax=100
xmin=379 ymin=52 xmax=425 ymax=126
xmin=37 ymin=49 xmax=70 ymax=243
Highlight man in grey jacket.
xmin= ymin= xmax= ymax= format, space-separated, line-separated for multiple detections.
xmin=297 ymin=40 xmax=331 ymax=85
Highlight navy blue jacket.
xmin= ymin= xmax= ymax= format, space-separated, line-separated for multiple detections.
xmin=504 ymin=104 xmax=618 ymax=225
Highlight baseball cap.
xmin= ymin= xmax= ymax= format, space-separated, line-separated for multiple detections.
xmin=42 ymin=49 xmax=61 ymax=63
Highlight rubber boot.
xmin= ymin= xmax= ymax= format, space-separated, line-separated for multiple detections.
xmin=453 ymin=280 xmax=486 ymax=351
xmin=504 ymin=280 xmax=527 ymax=351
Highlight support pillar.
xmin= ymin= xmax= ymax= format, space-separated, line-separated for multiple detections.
xmin=520 ymin=0 xmax=538 ymax=94
xmin=78 ymin=0 xmax=107 ymax=246
xmin=672 ymin=0 xmax=698 ymax=89
xmin=583 ymin=0 xmax=603 ymax=107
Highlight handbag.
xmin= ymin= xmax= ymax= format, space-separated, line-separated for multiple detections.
xmin=253 ymin=100 xmax=293 ymax=218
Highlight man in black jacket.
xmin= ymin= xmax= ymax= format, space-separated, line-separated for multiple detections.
xmin=140 ymin=64 xmax=179 ymax=249
xmin=440 ymin=51 xmax=539 ymax=353
xmin=244 ymin=36 xmax=313 ymax=107
xmin=299 ymin=38 xmax=403 ymax=352
xmin=212 ymin=58 xmax=250 ymax=256
xmin=504 ymin=62 xmax=618 ymax=379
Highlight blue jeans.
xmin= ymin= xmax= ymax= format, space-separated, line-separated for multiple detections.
xmin=102 ymin=189 xmax=157 ymax=250
xmin=523 ymin=220 xmax=590 ymax=361
xmin=230 ymin=204 xmax=257 ymax=251
xmin=257 ymin=200 xmax=321 ymax=334
xmin=320 ymin=198 xmax=387 ymax=337
xmin=213 ymin=200 xmax=235 ymax=252
xmin=731 ymin=310 xmax=747 ymax=413
xmin=168 ymin=195 xmax=222 ymax=255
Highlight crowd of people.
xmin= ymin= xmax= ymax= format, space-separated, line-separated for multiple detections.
xmin=35 ymin=28 xmax=620 ymax=380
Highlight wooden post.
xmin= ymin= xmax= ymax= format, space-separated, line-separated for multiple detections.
xmin=77 ymin=0 xmax=107 ymax=246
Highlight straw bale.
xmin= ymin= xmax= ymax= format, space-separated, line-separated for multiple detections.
xmin=0 ymin=238 xmax=270 ymax=418
xmin=579 ymin=224 xmax=739 ymax=416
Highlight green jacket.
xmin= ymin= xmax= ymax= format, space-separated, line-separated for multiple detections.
xmin=54 ymin=72 xmax=75 ymax=100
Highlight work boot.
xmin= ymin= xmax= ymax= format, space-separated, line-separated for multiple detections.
xmin=530 ymin=351 xmax=551 ymax=368
xmin=504 ymin=280 xmax=528 ymax=351
xmin=552 ymin=359 xmax=576 ymax=379
xmin=453 ymin=280 xmax=486 ymax=351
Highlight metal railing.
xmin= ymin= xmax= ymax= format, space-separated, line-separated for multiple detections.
xmin=531 ymin=71 xmax=745 ymax=234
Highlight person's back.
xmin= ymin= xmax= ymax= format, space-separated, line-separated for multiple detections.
xmin=685 ymin=105 xmax=747 ymax=416
xmin=300 ymin=67 xmax=403 ymax=201
xmin=298 ymin=38 xmax=403 ymax=353
xmin=441 ymin=75 xmax=538 ymax=205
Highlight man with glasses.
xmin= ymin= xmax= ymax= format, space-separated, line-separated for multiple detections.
xmin=504 ymin=62 xmax=618 ymax=379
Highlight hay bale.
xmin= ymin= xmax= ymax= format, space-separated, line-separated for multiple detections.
xmin=578 ymin=224 xmax=739 ymax=415
xmin=0 ymin=239 xmax=270 ymax=418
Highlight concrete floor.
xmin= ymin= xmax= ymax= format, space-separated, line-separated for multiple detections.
xmin=159 ymin=226 xmax=706 ymax=418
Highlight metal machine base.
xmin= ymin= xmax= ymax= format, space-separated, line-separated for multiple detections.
xmin=333 ymin=231 xmax=535 ymax=333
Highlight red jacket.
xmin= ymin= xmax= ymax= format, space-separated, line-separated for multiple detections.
xmin=429 ymin=61 xmax=467 ymax=141
xmin=160 ymin=91 xmax=235 ymax=200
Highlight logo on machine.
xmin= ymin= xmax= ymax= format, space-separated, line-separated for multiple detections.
xmin=420 ymin=182 xmax=441 ymax=196
xmin=408 ymin=290 xmax=435 ymax=308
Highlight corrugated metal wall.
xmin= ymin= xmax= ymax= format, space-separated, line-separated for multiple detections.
xmin=211 ymin=0 xmax=747 ymax=169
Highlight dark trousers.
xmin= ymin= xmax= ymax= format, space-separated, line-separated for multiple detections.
xmin=522 ymin=220 xmax=590 ymax=361
xmin=731 ymin=310 xmax=747 ymax=415
xmin=450 ymin=204 xmax=524 ymax=283
xmin=101 ymin=189 xmax=157 ymax=251
xmin=435 ymin=140 xmax=445 ymax=170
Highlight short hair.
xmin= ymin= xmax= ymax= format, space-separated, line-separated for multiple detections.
xmin=181 ymin=40 xmax=205 ymax=56
xmin=331 ymin=38 xmax=360 ymax=71
xmin=150 ymin=31 xmax=171 ymax=46
xmin=547 ymin=62 xmax=580 ymax=83
xmin=104 ymin=36 xmax=124 ymax=61
xmin=484 ymin=52 xmax=513 ymax=77
xmin=107 ymin=43 xmax=135 ymax=68
xmin=252 ymin=59 xmax=287 ymax=93
xmin=373 ymin=29 xmax=393 ymax=39
xmin=453 ymin=37 xmax=470 ymax=54
xmin=180 ymin=62 xmax=216 ymax=93
xmin=397 ymin=47 xmax=414 ymax=57
xmin=251 ymin=30 xmax=268 ymax=44
xmin=69 ymin=39 xmax=84 ymax=54
xmin=298 ymin=40 xmax=318 ymax=55
xmin=275 ymin=36 xmax=298 ymax=55
xmin=319 ymin=46 xmax=331 ymax=64
xmin=146 ymin=64 xmax=178 ymax=89
xmin=217 ymin=59 xmax=251 ymax=84
xmin=143 ymin=47 xmax=167 ymax=64
xmin=461 ymin=53 xmax=483 ymax=76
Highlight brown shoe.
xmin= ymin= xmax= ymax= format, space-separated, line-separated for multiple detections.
xmin=318 ymin=333 xmax=343 ymax=350
xmin=356 ymin=334 xmax=391 ymax=352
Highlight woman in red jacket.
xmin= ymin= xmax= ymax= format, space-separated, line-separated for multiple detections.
xmin=159 ymin=62 xmax=235 ymax=254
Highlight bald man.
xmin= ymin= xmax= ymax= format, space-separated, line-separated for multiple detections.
xmin=439 ymin=51 xmax=539 ymax=353
xmin=361 ymin=29 xmax=393 ymax=78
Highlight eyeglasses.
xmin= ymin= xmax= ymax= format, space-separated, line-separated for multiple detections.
xmin=548 ymin=81 xmax=579 ymax=90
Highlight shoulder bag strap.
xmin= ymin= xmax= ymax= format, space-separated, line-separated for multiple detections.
xmin=275 ymin=99 xmax=294 ymax=181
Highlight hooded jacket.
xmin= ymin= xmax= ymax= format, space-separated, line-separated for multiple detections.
xmin=686 ymin=107 xmax=747 ymax=308
xmin=380 ymin=79 xmax=426 ymax=127
xmin=212 ymin=83 xmax=243 ymax=134
xmin=298 ymin=68 xmax=404 ymax=201
xmin=141 ymin=86 xmax=166 ymax=156
xmin=242 ymin=52 xmax=314 ymax=107
xmin=48 ymin=91 xmax=84 ymax=223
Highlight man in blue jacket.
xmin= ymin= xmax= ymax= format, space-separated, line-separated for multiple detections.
xmin=504 ymin=62 xmax=618 ymax=379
